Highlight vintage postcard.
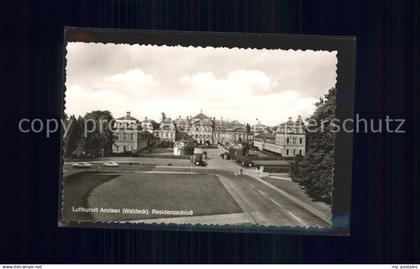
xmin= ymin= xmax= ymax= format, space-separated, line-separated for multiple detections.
xmin=59 ymin=28 xmax=355 ymax=235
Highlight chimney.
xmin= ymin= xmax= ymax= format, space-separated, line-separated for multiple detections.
xmin=288 ymin=117 xmax=292 ymax=121
xmin=126 ymin=112 xmax=131 ymax=117
xmin=145 ymin=116 xmax=147 ymax=120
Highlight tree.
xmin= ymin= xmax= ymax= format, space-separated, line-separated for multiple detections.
xmin=63 ymin=115 xmax=83 ymax=158
xmin=151 ymin=120 xmax=160 ymax=130
xmin=242 ymin=143 xmax=250 ymax=156
xmin=83 ymin=110 xmax=115 ymax=157
xmin=175 ymin=130 xmax=192 ymax=141
xmin=183 ymin=140 xmax=195 ymax=155
xmin=289 ymin=153 xmax=304 ymax=178
xmin=246 ymin=123 xmax=251 ymax=132
xmin=290 ymin=88 xmax=336 ymax=204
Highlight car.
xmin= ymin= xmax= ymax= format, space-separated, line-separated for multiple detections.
xmin=240 ymin=159 xmax=255 ymax=167
xmin=192 ymin=153 xmax=204 ymax=166
xmin=103 ymin=161 xmax=119 ymax=167
xmin=220 ymin=152 xmax=231 ymax=160
xmin=72 ymin=162 xmax=93 ymax=168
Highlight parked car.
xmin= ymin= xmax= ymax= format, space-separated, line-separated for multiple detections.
xmin=192 ymin=153 xmax=204 ymax=166
xmin=72 ymin=162 xmax=93 ymax=168
xmin=220 ymin=152 xmax=231 ymax=160
xmin=239 ymin=159 xmax=255 ymax=167
xmin=103 ymin=161 xmax=119 ymax=167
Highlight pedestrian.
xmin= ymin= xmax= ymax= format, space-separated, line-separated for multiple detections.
xmin=240 ymin=168 xmax=243 ymax=175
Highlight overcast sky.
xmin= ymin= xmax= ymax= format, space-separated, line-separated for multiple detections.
xmin=65 ymin=42 xmax=337 ymax=126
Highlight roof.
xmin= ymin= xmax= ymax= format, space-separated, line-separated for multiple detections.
xmin=160 ymin=125 xmax=174 ymax=130
xmin=232 ymin=126 xmax=247 ymax=132
xmin=279 ymin=117 xmax=295 ymax=126
xmin=192 ymin=112 xmax=211 ymax=120
xmin=252 ymin=122 xmax=266 ymax=128
xmin=141 ymin=118 xmax=155 ymax=123
xmin=230 ymin=120 xmax=243 ymax=126
xmin=255 ymin=133 xmax=275 ymax=139
xmin=214 ymin=119 xmax=230 ymax=125
xmin=173 ymin=118 xmax=191 ymax=125
xmin=116 ymin=115 xmax=138 ymax=121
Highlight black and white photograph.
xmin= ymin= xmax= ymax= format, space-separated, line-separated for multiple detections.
xmin=60 ymin=32 xmax=344 ymax=231
xmin=4 ymin=0 xmax=420 ymax=265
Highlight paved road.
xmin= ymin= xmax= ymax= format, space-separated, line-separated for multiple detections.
xmin=204 ymin=148 xmax=330 ymax=227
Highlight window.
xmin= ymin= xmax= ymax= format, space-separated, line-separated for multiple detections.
xmin=286 ymin=149 xmax=289 ymax=155
xmin=293 ymin=138 xmax=297 ymax=144
xmin=299 ymin=138 xmax=303 ymax=144
xmin=286 ymin=138 xmax=290 ymax=144
xmin=299 ymin=149 xmax=302 ymax=154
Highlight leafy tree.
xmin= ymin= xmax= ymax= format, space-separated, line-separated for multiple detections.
xmin=63 ymin=115 xmax=83 ymax=158
xmin=183 ymin=141 xmax=195 ymax=155
xmin=151 ymin=120 xmax=160 ymax=130
xmin=176 ymin=131 xmax=192 ymax=141
xmin=290 ymin=88 xmax=336 ymax=204
xmin=83 ymin=110 xmax=115 ymax=157
xmin=289 ymin=153 xmax=304 ymax=178
xmin=246 ymin=123 xmax=251 ymax=132
xmin=242 ymin=143 xmax=250 ymax=156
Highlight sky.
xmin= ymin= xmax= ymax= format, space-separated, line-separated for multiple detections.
xmin=65 ymin=42 xmax=337 ymax=126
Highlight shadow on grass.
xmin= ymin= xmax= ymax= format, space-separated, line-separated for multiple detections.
xmin=61 ymin=172 xmax=120 ymax=221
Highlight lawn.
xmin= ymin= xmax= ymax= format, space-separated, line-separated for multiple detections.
xmin=61 ymin=171 xmax=120 ymax=221
xmin=61 ymin=165 xmax=156 ymax=222
xmin=87 ymin=172 xmax=242 ymax=222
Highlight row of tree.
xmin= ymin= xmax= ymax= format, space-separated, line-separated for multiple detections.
xmin=63 ymin=110 xmax=115 ymax=159
xmin=289 ymin=88 xmax=336 ymax=204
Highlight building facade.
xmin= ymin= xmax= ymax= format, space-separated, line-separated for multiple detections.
xmin=112 ymin=112 xmax=141 ymax=153
xmin=155 ymin=113 xmax=176 ymax=142
xmin=252 ymin=120 xmax=268 ymax=135
xmin=253 ymin=116 xmax=306 ymax=157
xmin=188 ymin=112 xmax=214 ymax=144
xmin=140 ymin=117 xmax=156 ymax=133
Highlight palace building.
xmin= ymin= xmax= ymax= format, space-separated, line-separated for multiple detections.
xmin=171 ymin=111 xmax=253 ymax=145
xmin=140 ymin=117 xmax=156 ymax=134
xmin=213 ymin=119 xmax=253 ymax=145
xmin=112 ymin=112 xmax=141 ymax=153
xmin=253 ymin=116 xmax=306 ymax=157
xmin=113 ymin=111 xmax=305 ymax=156
xmin=155 ymin=113 xmax=176 ymax=142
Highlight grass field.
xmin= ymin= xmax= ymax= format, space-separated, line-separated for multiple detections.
xmin=87 ymin=172 xmax=242 ymax=222
xmin=61 ymin=172 xmax=120 ymax=221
